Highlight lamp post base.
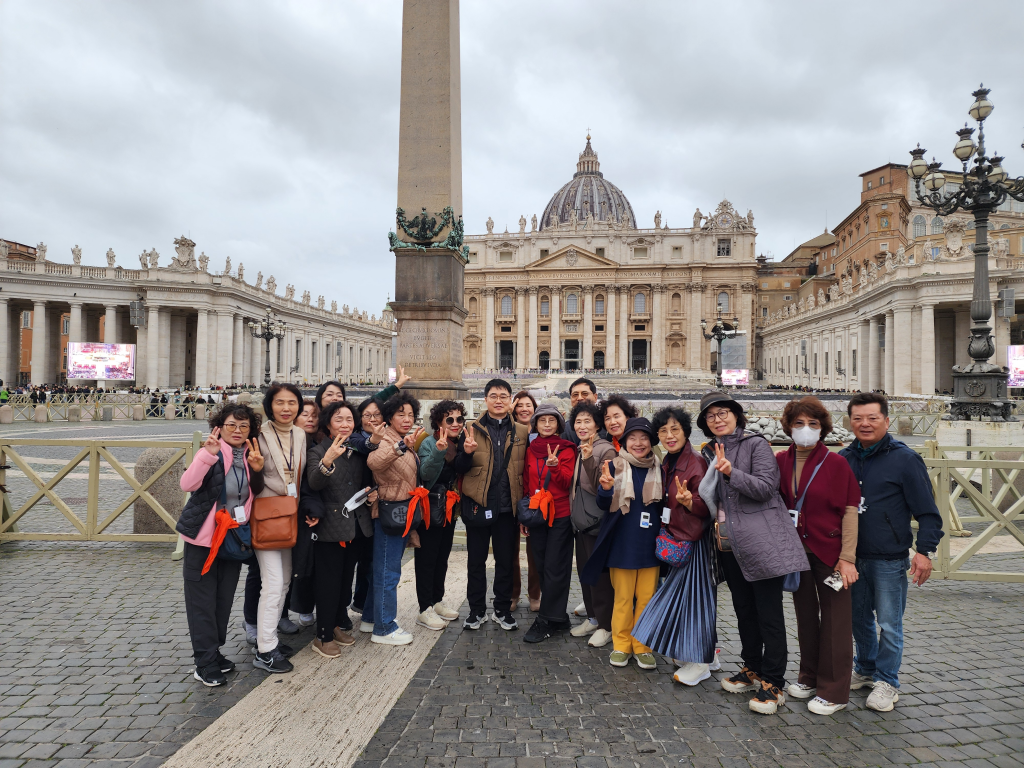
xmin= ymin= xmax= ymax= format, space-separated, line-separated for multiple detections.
xmin=945 ymin=364 xmax=1015 ymax=421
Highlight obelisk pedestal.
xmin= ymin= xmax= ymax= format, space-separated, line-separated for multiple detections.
xmin=390 ymin=0 xmax=468 ymax=400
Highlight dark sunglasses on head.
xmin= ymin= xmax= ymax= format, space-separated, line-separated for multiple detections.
xmin=445 ymin=415 xmax=465 ymax=425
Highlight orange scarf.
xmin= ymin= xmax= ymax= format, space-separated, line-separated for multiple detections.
xmin=528 ymin=488 xmax=556 ymax=527
xmin=445 ymin=490 xmax=460 ymax=524
xmin=407 ymin=487 xmax=430 ymax=534
xmin=202 ymin=508 xmax=238 ymax=575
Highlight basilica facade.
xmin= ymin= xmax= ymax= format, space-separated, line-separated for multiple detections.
xmin=462 ymin=137 xmax=759 ymax=375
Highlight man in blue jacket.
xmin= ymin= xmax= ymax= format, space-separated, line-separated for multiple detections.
xmin=840 ymin=392 xmax=944 ymax=713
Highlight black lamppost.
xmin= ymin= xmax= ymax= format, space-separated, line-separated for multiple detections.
xmin=701 ymin=304 xmax=739 ymax=388
xmin=247 ymin=307 xmax=285 ymax=390
xmin=908 ymin=85 xmax=1024 ymax=421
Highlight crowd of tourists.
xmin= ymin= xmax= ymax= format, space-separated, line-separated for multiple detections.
xmin=177 ymin=373 xmax=943 ymax=716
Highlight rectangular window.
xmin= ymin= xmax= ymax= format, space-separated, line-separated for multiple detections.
xmin=761 ymin=307 xmax=768 ymax=317
xmin=539 ymin=249 xmax=549 ymax=258
xmin=931 ymin=246 xmax=940 ymax=258
xmin=595 ymin=297 xmax=605 ymax=315
xmin=671 ymin=246 xmax=681 ymax=259
xmin=498 ymin=251 xmax=513 ymax=262
xmin=595 ymin=324 xmax=604 ymax=332
xmin=784 ymin=295 xmax=792 ymax=301
xmin=716 ymin=239 xmax=731 ymax=257
xmin=22 ymin=311 xmax=30 ymax=328
xmin=500 ymin=326 xmax=511 ymax=333
xmin=761 ymin=282 xmax=768 ymax=288
xmin=761 ymin=296 xmax=769 ymax=303
xmin=540 ymin=325 xmax=549 ymax=332
xmin=596 ymin=248 xmax=605 ymax=257
xmin=633 ymin=247 xmax=648 ymax=259
xmin=540 ymin=298 xmax=550 ymax=315
xmin=468 ymin=251 xmax=478 ymax=263
xmin=880 ymin=175 xmax=885 ymax=185
xmin=634 ymin=324 xmax=645 ymax=331
xmin=852 ymin=349 xmax=858 ymax=376
xmin=880 ymin=242 xmax=889 ymax=251
xmin=62 ymin=317 xmax=70 ymax=335
xmin=825 ymin=351 xmax=829 ymax=372
xmin=867 ymin=181 xmax=872 ymax=189
xmin=783 ymin=281 xmax=791 ymax=288
xmin=814 ymin=353 xmax=818 ymax=375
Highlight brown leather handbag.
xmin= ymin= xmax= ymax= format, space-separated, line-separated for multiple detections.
xmin=251 ymin=495 xmax=298 ymax=550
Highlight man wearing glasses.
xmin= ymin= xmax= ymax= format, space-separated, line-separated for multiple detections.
xmin=561 ymin=377 xmax=609 ymax=445
xmin=459 ymin=379 xmax=528 ymax=630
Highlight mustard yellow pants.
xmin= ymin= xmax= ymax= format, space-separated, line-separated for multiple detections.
xmin=609 ymin=566 xmax=659 ymax=654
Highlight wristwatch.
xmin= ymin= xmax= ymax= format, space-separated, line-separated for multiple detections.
xmin=365 ymin=440 xmax=379 ymax=452
xmin=318 ymin=460 xmax=335 ymax=476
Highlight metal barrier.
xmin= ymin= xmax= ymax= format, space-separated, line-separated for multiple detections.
xmin=0 ymin=433 xmax=201 ymax=543
xmin=922 ymin=441 xmax=1024 ymax=583
xmin=1 ymin=393 xmax=224 ymax=421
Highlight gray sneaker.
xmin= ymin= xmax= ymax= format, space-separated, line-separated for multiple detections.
xmin=865 ymin=681 xmax=899 ymax=712
xmin=243 ymin=620 xmax=257 ymax=646
xmin=850 ymin=671 xmax=876 ymax=690
xmin=278 ymin=617 xmax=300 ymax=635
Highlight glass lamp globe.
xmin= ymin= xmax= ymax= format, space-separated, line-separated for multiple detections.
xmin=969 ymin=93 xmax=994 ymax=121
xmin=988 ymin=158 xmax=1007 ymax=184
xmin=908 ymin=149 xmax=929 ymax=179
xmin=924 ymin=170 xmax=946 ymax=192
xmin=953 ymin=127 xmax=977 ymax=161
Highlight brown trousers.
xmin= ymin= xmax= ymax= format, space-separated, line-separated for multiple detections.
xmin=792 ymin=551 xmax=854 ymax=704
xmin=512 ymin=529 xmax=541 ymax=603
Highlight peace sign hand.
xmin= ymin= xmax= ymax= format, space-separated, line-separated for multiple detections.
xmin=463 ymin=429 xmax=478 ymax=454
xmin=713 ymin=443 xmax=733 ymax=477
xmin=579 ymin=433 xmax=595 ymax=460
xmin=246 ymin=438 xmax=264 ymax=472
xmin=401 ymin=427 xmax=425 ymax=450
xmin=368 ymin=421 xmax=388 ymax=446
xmin=675 ymin=476 xmax=693 ymax=509
xmin=598 ymin=459 xmax=614 ymax=491
xmin=436 ymin=430 xmax=448 ymax=451
xmin=395 ymin=365 xmax=411 ymax=389
xmin=545 ymin=444 xmax=560 ymax=467
xmin=203 ymin=428 xmax=221 ymax=456
xmin=322 ymin=433 xmax=348 ymax=467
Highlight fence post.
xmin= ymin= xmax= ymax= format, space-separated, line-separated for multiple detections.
xmin=936 ymin=461 xmax=951 ymax=579
xmin=86 ymin=443 xmax=100 ymax=536
xmin=170 ymin=431 xmax=202 ymax=562
xmin=0 ymin=443 xmax=17 ymax=533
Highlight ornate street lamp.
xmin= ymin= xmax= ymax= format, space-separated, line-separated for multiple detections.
xmin=701 ymin=304 xmax=739 ymax=388
xmin=908 ymin=85 xmax=1024 ymax=420
xmin=247 ymin=307 xmax=286 ymax=389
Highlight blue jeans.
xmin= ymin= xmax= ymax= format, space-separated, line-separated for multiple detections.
xmin=362 ymin=519 xmax=407 ymax=636
xmin=851 ymin=556 xmax=909 ymax=688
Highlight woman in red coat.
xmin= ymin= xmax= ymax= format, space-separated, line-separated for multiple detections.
xmin=521 ymin=403 xmax=577 ymax=643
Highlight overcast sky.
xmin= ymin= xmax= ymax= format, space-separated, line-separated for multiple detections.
xmin=2 ymin=1 xmax=1022 ymax=315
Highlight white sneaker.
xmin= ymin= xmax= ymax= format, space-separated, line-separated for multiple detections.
xmin=808 ymin=696 xmax=847 ymax=715
xmin=709 ymin=648 xmax=721 ymax=671
xmin=673 ymin=663 xmax=711 ymax=686
xmin=570 ymin=621 xmax=598 ymax=637
xmin=787 ymin=682 xmax=816 ymax=700
xmin=573 ymin=601 xmax=587 ymax=617
xmin=359 ymin=621 xmax=374 ymax=633
xmin=865 ymin=681 xmax=899 ymax=712
xmin=433 ymin=602 xmax=460 ymax=621
xmin=370 ymin=627 xmax=413 ymax=646
xmin=296 ymin=613 xmax=316 ymax=627
xmin=416 ymin=608 xmax=446 ymax=631
xmin=850 ymin=671 xmax=876 ymax=690
xmin=588 ymin=628 xmax=613 ymax=647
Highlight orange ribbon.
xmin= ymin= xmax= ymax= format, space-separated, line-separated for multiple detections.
xmin=407 ymin=487 xmax=431 ymax=535
xmin=202 ymin=508 xmax=238 ymax=575
xmin=529 ymin=489 xmax=556 ymax=527
xmin=445 ymin=490 xmax=460 ymax=524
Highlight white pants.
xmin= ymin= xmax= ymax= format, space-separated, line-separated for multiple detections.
xmin=255 ymin=548 xmax=292 ymax=654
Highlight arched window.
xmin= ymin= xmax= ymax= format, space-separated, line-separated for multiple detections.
xmin=540 ymin=296 xmax=550 ymax=316
xmin=718 ymin=292 xmax=730 ymax=312
xmin=670 ymin=342 xmax=682 ymax=363
xmin=595 ymin=294 xmax=605 ymax=315
xmin=468 ymin=296 xmax=478 ymax=317
xmin=633 ymin=292 xmax=646 ymax=313
xmin=1001 ymin=223 xmax=1011 ymax=229
xmin=594 ymin=350 xmax=605 ymax=369
xmin=500 ymin=294 xmax=512 ymax=315
xmin=671 ymin=292 xmax=682 ymax=313
xmin=566 ymin=293 xmax=578 ymax=314
xmin=912 ymin=215 xmax=926 ymax=238
xmin=931 ymin=216 xmax=944 ymax=234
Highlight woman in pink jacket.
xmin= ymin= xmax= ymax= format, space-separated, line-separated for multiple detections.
xmin=178 ymin=403 xmax=264 ymax=687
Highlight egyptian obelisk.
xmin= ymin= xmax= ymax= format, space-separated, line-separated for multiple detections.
xmin=389 ymin=0 xmax=469 ymax=400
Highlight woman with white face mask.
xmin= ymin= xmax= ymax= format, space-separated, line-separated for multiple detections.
xmin=775 ymin=397 xmax=861 ymax=716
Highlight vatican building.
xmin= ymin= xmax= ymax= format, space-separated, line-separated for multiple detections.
xmin=462 ymin=136 xmax=758 ymax=376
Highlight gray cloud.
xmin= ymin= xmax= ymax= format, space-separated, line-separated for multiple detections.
xmin=2 ymin=0 xmax=1022 ymax=311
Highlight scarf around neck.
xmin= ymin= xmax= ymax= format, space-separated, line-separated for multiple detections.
xmin=610 ymin=447 xmax=662 ymax=514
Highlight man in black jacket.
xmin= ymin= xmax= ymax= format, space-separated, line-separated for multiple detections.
xmin=840 ymin=393 xmax=944 ymax=713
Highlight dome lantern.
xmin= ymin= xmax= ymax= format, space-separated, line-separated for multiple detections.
xmin=540 ymin=135 xmax=636 ymax=231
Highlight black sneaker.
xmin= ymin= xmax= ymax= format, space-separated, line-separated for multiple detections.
xmin=216 ymin=654 xmax=236 ymax=674
xmin=523 ymin=619 xmax=552 ymax=644
xmin=337 ymin=617 xmax=354 ymax=633
xmin=278 ymin=643 xmax=296 ymax=658
xmin=193 ymin=664 xmax=226 ymax=687
xmin=463 ymin=613 xmax=487 ymax=630
xmin=254 ymin=647 xmax=294 ymax=674
xmin=491 ymin=612 xmax=519 ymax=631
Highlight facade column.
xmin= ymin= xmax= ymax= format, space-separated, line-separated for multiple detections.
xmin=528 ymin=287 xmax=539 ymax=369
xmin=195 ymin=310 xmax=209 ymax=387
xmin=993 ymin=298 xmax=1010 ymax=370
xmin=103 ymin=306 xmax=117 ymax=344
xmin=893 ymin=307 xmax=912 ymax=396
xmin=516 ymin=288 xmax=527 ymax=371
xmin=604 ymin=285 xmax=616 ymax=369
xmin=549 ymin=290 xmax=561 ymax=370
xmin=689 ymin=284 xmax=705 ymax=371
xmin=0 ymin=298 xmax=7 ymax=386
xmin=269 ymin=336 xmax=279 ymax=380
xmin=158 ymin=311 xmax=172 ymax=388
xmin=146 ymin=305 xmax=160 ymax=389
xmin=217 ymin=310 xmax=234 ymax=385
xmin=867 ymin=316 xmax=879 ymax=391
xmin=232 ymin=314 xmax=244 ymax=385
xmin=30 ymin=301 xmax=48 ymax=384
xmin=740 ymin=283 xmax=754 ymax=368
xmin=618 ymin=286 xmax=630 ymax=371
xmin=483 ymin=288 xmax=495 ymax=370
xmin=884 ymin=310 xmax=895 ymax=395
xmin=68 ymin=302 xmax=83 ymax=345
xmin=920 ymin=302 xmax=936 ymax=396
xmin=582 ymin=287 xmax=594 ymax=371
xmin=651 ymin=285 xmax=664 ymax=371
xmin=252 ymin=334 xmax=262 ymax=385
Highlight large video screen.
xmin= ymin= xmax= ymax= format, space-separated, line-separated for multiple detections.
xmin=721 ymin=369 xmax=749 ymax=387
xmin=1009 ymin=346 xmax=1024 ymax=387
xmin=67 ymin=343 xmax=136 ymax=380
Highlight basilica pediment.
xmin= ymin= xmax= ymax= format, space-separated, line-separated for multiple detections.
xmin=528 ymin=246 xmax=617 ymax=270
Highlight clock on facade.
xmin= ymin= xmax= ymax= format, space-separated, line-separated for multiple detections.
xmin=716 ymin=214 xmax=732 ymax=228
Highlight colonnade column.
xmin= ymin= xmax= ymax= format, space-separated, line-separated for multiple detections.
xmin=920 ymin=303 xmax=936 ymax=396
xmin=0 ymin=298 xmax=7 ymax=385
xmin=103 ymin=306 xmax=117 ymax=344
xmin=68 ymin=302 xmax=83 ymax=345
xmin=516 ymin=288 xmax=527 ymax=370
xmin=251 ymin=335 xmax=262 ymax=385
xmin=549 ymin=290 xmax=561 ymax=370
xmin=604 ymin=286 xmax=616 ymax=369
xmin=884 ymin=310 xmax=895 ymax=395
xmin=582 ymin=287 xmax=593 ymax=371
xmin=269 ymin=336 xmax=279 ymax=380
xmin=651 ymin=285 xmax=664 ymax=371
xmin=618 ymin=286 xmax=629 ymax=371
xmin=892 ymin=307 xmax=912 ymax=396
xmin=232 ymin=314 xmax=244 ymax=385
xmin=689 ymin=284 xmax=705 ymax=371
xmin=528 ymin=287 xmax=538 ymax=368
xmin=483 ymin=288 xmax=495 ymax=370
xmin=216 ymin=311 xmax=233 ymax=385
xmin=30 ymin=301 xmax=47 ymax=384
xmin=146 ymin=305 xmax=160 ymax=389
xmin=867 ymin=316 xmax=879 ymax=391
xmin=858 ymin=320 xmax=868 ymax=391
xmin=195 ymin=310 xmax=209 ymax=387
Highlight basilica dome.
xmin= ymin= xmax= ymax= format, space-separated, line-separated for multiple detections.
xmin=539 ymin=136 xmax=636 ymax=231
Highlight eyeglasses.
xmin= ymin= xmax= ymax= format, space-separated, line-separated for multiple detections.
xmin=222 ymin=423 xmax=250 ymax=432
xmin=445 ymin=415 xmax=465 ymax=425
xmin=364 ymin=411 xmax=383 ymax=422
xmin=486 ymin=394 xmax=511 ymax=402
xmin=705 ymin=409 xmax=733 ymax=423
